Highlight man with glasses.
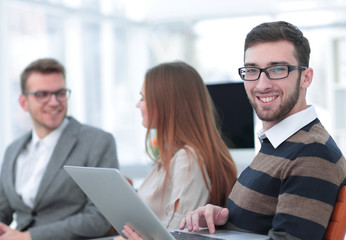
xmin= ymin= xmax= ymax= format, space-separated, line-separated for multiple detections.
xmin=0 ymin=58 xmax=118 ymax=240
xmin=177 ymin=21 xmax=346 ymax=240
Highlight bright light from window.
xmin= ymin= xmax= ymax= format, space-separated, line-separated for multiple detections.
xmin=194 ymin=16 xmax=272 ymax=83
xmin=278 ymin=10 xmax=337 ymax=27
xmin=63 ymin=0 xmax=81 ymax=9
xmin=122 ymin=0 xmax=153 ymax=22
xmin=279 ymin=0 xmax=319 ymax=11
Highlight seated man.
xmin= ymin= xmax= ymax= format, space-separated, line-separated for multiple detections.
xmin=179 ymin=21 xmax=346 ymax=240
xmin=0 ymin=58 xmax=118 ymax=240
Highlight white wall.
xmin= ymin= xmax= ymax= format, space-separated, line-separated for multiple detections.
xmin=0 ymin=0 xmax=345 ymax=176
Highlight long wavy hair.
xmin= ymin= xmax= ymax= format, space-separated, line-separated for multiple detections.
xmin=144 ymin=61 xmax=237 ymax=206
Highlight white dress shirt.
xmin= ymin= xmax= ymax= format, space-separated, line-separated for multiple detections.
xmin=15 ymin=118 xmax=69 ymax=208
xmin=257 ymin=105 xmax=318 ymax=149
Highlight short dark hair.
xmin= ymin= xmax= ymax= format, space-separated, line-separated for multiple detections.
xmin=20 ymin=58 xmax=66 ymax=93
xmin=244 ymin=21 xmax=310 ymax=67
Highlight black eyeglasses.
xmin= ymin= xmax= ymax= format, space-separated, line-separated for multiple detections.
xmin=24 ymin=88 xmax=71 ymax=103
xmin=238 ymin=65 xmax=307 ymax=81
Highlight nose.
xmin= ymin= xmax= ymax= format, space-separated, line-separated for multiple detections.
xmin=255 ymin=72 xmax=273 ymax=91
xmin=47 ymin=93 xmax=60 ymax=105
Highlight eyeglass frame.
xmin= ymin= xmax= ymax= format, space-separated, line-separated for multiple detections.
xmin=238 ymin=65 xmax=307 ymax=81
xmin=23 ymin=88 xmax=71 ymax=103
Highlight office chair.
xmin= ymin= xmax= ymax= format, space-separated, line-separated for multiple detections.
xmin=323 ymin=185 xmax=346 ymax=240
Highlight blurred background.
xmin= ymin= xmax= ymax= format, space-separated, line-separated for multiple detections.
xmin=1 ymin=0 xmax=346 ymax=182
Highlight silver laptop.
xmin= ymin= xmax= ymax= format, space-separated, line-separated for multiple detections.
xmin=64 ymin=166 xmax=269 ymax=240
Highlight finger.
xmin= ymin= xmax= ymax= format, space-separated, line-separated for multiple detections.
xmin=122 ymin=229 xmax=129 ymax=238
xmin=0 ymin=223 xmax=10 ymax=232
xmin=122 ymin=229 xmax=134 ymax=239
xmin=184 ymin=212 xmax=194 ymax=232
xmin=191 ymin=210 xmax=201 ymax=232
xmin=218 ymin=208 xmax=229 ymax=225
xmin=179 ymin=217 xmax=186 ymax=230
xmin=113 ymin=236 xmax=125 ymax=240
xmin=123 ymin=225 xmax=143 ymax=240
xmin=122 ymin=225 xmax=132 ymax=238
xmin=204 ymin=206 xmax=216 ymax=233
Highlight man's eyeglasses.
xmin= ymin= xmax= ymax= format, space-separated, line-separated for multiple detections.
xmin=24 ymin=88 xmax=71 ymax=104
xmin=238 ymin=65 xmax=307 ymax=81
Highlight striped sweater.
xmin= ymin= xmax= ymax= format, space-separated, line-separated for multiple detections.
xmin=227 ymin=119 xmax=346 ymax=240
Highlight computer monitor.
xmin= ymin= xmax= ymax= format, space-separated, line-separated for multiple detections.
xmin=207 ymin=82 xmax=254 ymax=149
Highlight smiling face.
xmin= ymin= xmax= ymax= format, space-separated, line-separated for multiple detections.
xmin=243 ymin=40 xmax=313 ymax=130
xmin=19 ymin=72 xmax=68 ymax=138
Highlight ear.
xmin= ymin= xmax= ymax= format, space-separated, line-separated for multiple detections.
xmin=300 ymin=67 xmax=313 ymax=89
xmin=19 ymin=94 xmax=29 ymax=112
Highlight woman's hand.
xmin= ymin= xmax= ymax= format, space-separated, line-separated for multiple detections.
xmin=121 ymin=225 xmax=145 ymax=240
xmin=113 ymin=235 xmax=126 ymax=240
xmin=0 ymin=222 xmax=32 ymax=240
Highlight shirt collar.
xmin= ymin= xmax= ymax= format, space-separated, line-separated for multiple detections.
xmin=31 ymin=118 xmax=70 ymax=149
xmin=257 ymin=105 xmax=318 ymax=148
xmin=31 ymin=130 xmax=41 ymax=149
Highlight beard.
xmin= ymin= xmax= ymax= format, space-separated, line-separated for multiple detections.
xmin=250 ymin=77 xmax=301 ymax=122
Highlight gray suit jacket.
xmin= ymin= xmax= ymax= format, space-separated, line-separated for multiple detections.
xmin=0 ymin=117 xmax=118 ymax=240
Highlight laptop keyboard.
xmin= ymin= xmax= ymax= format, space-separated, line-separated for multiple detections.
xmin=171 ymin=231 xmax=224 ymax=240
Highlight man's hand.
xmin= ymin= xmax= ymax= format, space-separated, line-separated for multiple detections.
xmin=179 ymin=204 xmax=229 ymax=234
xmin=0 ymin=223 xmax=31 ymax=240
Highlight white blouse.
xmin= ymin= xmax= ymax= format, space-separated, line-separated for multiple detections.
xmin=138 ymin=146 xmax=211 ymax=229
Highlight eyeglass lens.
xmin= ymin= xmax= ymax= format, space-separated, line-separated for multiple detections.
xmin=240 ymin=65 xmax=290 ymax=80
xmin=35 ymin=89 xmax=70 ymax=103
